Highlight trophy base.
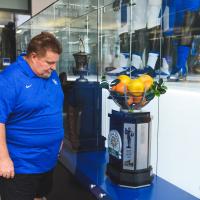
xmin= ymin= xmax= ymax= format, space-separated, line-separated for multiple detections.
xmin=106 ymin=163 xmax=154 ymax=188
xmin=76 ymin=77 xmax=88 ymax=82
xmin=76 ymin=71 xmax=88 ymax=82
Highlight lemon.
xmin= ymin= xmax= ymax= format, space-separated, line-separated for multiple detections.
xmin=138 ymin=74 xmax=153 ymax=91
xmin=117 ymin=75 xmax=131 ymax=86
xmin=127 ymin=79 xmax=145 ymax=96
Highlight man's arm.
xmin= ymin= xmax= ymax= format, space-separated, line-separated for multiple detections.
xmin=0 ymin=123 xmax=15 ymax=179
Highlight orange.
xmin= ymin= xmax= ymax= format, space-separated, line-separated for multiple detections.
xmin=132 ymin=95 xmax=143 ymax=103
xmin=117 ymin=75 xmax=131 ymax=86
xmin=111 ymin=85 xmax=116 ymax=91
xmin=127 ymin=79 xmax=144 ymax=96
xmin=127 ymin=95 xmax=143 ymax=105
xmin=127 ymin=96 xmax=134 ymax=106
xmin=138 ymin=74 xmax=153 ymax=91
xmin=115 ymin=82 xmax=127 ymax=94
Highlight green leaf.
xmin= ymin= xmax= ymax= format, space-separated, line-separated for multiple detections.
xmin=152 ymin=84 xmax=156 ymax=90
xmin=162 ymin=85 xmax=168 ymax=90
xmin=153 ymin=81 xmax=158 ymax=86
xmin=110 ymin=79 xmax=120 ymax=86
xmin=145 ymin=92 xmax=155 ymax=101
xmin=154 ymin=91 xmax=160 ymax=96
xmin=100 ymin=81 xmax=109 ymax=89
xmin=101 ymin=74 xmax=107 ymax=81
xmin=159 ymin=89 xmax=166 ymax=94
xmin=158 ymin=78 xmax=163 ymax=85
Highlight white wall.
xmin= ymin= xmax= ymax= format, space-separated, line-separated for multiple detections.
xmin=31 ymin=0 xmax=57 ymax=16
xmin=157 ymin=83 xmax=200 ymax=199
xmin=102 ymin=82 xmax=200 ymax=199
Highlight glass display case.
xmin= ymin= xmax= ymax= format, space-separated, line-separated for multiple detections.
xmin=16 ymin=0 xmax=200 ymax=81
xmin=16 ymin=0 xmax=200 ymax=199
xmin=16 ymin=0 xmax=99 ymax=79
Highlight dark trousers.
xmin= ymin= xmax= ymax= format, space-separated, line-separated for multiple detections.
xmin=0 ymin=170 xmax=53 ymax=200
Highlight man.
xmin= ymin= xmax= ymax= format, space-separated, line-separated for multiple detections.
xmin=0 ymin=32 xmax=64 ymax=200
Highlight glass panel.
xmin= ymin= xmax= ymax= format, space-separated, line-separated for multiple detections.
xmin=98 ymin=2 xmax=120 ymax=76
xmin=16 ymin=0 xmax=200 ymax=82
xmin=99 ymin=0 xmax=162 ymax=78
xmin=66 ymin=0 xmax=98 ymax=18
xmin=99 ymin=0 xmax=161 ymax=191
xmin=64 ymin=1 xmax=98 ymax=79
xmin=160 ymin=0 xmax=200 ymax=81
xmin=16 ymin=1 xmax=68 ymax=55
xmin=16 ymin=0 xmax=99 ymax=79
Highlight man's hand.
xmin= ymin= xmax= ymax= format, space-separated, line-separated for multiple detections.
xmin=0 ymin=156 xmax=15 ymax=179
xmin=0 ymin=123 xmax=15 ymax=179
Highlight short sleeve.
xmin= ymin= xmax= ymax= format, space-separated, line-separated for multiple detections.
xmin=0 ymin=75 xmax=16 ymax=123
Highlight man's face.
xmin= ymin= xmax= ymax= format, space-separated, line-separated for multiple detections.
xmin=30 ymin=50 xmax=60 ymax=78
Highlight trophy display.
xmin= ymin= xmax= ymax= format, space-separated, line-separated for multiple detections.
xmin=73 ymin=38 xmax=90 ymax=82
xmin=101 ymin=75 xmax=167 ymax=187
xmin=62 ymin=38 xmax=106 ymax=152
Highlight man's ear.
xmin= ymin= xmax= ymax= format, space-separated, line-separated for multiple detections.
xmin=30 ymin=52 xmax=38 ymax=64
xmin=29 ymin=52 xmax=37 ymax=63
xmin=31 ymin=52 xmax=37 ymax=59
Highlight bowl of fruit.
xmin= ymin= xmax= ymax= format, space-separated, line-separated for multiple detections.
xmin=101 ymin=74 xmax=167 ymax=111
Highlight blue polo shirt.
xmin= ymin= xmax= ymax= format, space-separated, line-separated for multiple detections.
xmin=0 ymin=56 xmax=64 ymax=174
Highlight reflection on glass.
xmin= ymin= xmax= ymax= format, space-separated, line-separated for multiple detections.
xmin=161 ymin=0 xmax=200 ymax=81
xmin=100 ymin=0 xmax=162 ymax=80
xmin=15 ymin=0 xmax=200 ymax=82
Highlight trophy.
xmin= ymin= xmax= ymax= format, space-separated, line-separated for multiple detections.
xmin=62 ymin=38 xmax=105 ymax=152
xmin=101 ymin=75 xmax=167 ymax=187
xmin=73 ymin=38 xmax=90 ymax=82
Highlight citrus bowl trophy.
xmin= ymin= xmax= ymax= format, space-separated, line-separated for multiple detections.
xmin=101 ymin=74 xmax=167 ymax=188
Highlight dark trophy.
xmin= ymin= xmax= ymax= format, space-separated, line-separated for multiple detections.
xmin=73 ymin=38 xmax=90 ymax=82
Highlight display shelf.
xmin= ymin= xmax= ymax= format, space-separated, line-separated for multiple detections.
xmin=59 ymin=146 xmax=199 ymax=200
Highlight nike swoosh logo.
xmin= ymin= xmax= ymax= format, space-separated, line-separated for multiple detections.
xmin=52 ymin=79 xmax=58 ymax=85
xmin=25 ymin=84 xmax=32 ymax=89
